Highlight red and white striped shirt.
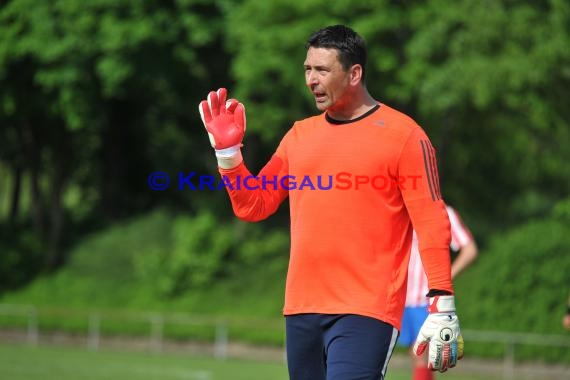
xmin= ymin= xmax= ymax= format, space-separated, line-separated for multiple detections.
xmin=405 ymin=206 xmax=473 ymax=307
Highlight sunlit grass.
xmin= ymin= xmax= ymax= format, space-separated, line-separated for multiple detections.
xmin=0 ymin=342 xmax=502 ymax=380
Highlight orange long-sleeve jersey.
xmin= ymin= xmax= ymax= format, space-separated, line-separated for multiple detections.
xmin=219 ymin=103 xmax=452 ymax=329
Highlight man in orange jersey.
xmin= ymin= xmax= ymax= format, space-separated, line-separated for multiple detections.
xmin=198 ymin=25 xmax=463 ymax=380
xmin=401 ymin=205 xmax=477 ymax=380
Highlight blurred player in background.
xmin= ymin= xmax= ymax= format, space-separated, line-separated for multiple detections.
xmin=400 ymin=205 xmax=478 ymax=380
xmin=198 ymin=25 xmax=464 ymax=380
xmin=563 ymin=291 xmax=570 ymax=330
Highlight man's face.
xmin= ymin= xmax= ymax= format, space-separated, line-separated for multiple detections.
xmin=304 ymin=47 xmax=352 ymax=112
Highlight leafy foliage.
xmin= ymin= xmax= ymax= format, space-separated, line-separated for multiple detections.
xmin=0 ymin=0 xmax=232 ymax=278
xmin=455 ymin=198 xmax=570 ymax=361
xmin=397 ymin=0 xmax=570 ymax=231
xmin=1 ymin=209 xmax=289 ymax=312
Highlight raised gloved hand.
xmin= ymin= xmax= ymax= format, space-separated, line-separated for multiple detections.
xmin=412 ymin=295 xmax=464 ymax=372
xmin=198 ymin=88 xmax=246 ymax=169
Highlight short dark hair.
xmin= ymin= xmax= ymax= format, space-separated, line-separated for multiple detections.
xmin=306 ymin=25 xmax=368 ymax=80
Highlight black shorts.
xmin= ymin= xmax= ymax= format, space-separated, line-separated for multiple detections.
xmin=285 ymin=313 xmax=399 ymax=380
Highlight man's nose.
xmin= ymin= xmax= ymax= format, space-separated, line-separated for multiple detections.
xmin=306 ymin=70 xmax=318 ymax=86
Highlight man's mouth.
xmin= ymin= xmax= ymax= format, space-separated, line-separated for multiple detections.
xmin=314 ymin=92 xmax=326 ymax=102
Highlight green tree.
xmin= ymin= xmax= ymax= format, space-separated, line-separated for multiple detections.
xmin=396 ymin=0 xmax=570 ymax=232
xmin=0 ymin=0 xmax=231 ymax=283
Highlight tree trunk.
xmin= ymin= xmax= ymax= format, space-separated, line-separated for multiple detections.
xmin=45 ymin=165 xmax=66 ymax=269
xmin=44 ymin=124 xmax=70 ymax=270
xmin=8 ymin=165 xmax=21 ymax=224
xmin=22 ymin=121 xmax=46 ymax=238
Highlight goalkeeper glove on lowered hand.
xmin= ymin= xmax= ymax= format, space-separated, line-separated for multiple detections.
xmin=413 ymin=295 xmax=464 ymax=372
xmin=198 ymin=88 xmax=246 ymax=169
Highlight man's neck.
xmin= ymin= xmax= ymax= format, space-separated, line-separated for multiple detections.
xmin=326 ymin=90 xmax=377 ymax=121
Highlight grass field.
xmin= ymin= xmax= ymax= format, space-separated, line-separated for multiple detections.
xmin=0 ymin=343 xmax=288 ymax=380
xmin=0 ymin=342 xmax=501 ymax=380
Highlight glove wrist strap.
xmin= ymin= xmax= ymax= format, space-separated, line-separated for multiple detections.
xmin=428 ymin=295 xmax=456 ymax=313
xmin=215 ymin=145 xmax=243 ymax=169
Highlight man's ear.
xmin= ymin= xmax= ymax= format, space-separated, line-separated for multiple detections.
xmin=349 ymin=64 xmax=364 ymax=85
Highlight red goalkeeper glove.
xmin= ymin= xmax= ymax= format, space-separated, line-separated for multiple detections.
xmin=412 ymin=295 xmax=464 ymax=372
xmin=198 ymin=88 xmax=246 ymax=169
